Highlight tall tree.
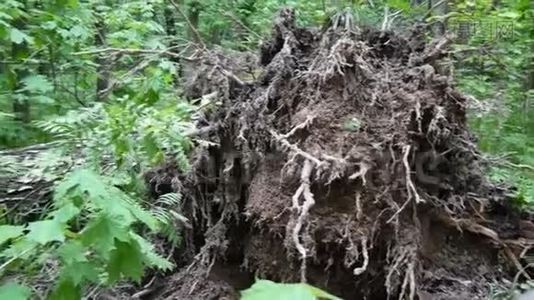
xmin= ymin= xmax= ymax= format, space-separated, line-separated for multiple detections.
xmin=11 ymin=0 xmax=30 ymax=123
xmin=94 ymin=4 xmax=110 ymax=102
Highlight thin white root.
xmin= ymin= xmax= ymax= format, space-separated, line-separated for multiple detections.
xmin=415 ymin=100 xmax=422 ymax=133
xmin=281 ymin=115 xmax=315 ymax=139
xmin=387 ymin=146 xmax=424 ymax=223
xmin=398 ymin=261 xmax=416 ymax=300
xmin=292 ymin=184 xmax=304 ymax=210
xmin=349 ymin=162 xmax=370 ymax=185
xmin=355 ymin=191 xmax=363 ymax=221
xmin=291 ymin=160 xmax=316 ymax=282
xmin=385 ymin=246 xmax=418 ymax=300
xmin=403 ymin=145 xmax=423 ymax=204
xmin=270 ymin=130 xmax=324 ymax=166
xmin=353 ymin=236 xmax=369 ymax=276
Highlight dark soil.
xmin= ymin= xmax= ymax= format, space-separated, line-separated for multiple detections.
xmin=146 ymin=9 xmax=532 ymax=300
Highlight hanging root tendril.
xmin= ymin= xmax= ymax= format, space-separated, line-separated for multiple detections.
xmin=353 ymin=236 xmax=369 ymax=276
xmin=291 ymin=160 xmax=316 ymax=282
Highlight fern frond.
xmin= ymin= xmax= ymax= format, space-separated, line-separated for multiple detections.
xmin=156 ymin=192 xmax=182 ymax=207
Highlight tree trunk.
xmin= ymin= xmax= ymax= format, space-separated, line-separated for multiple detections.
xmin=164 ymin=3 xmax=183 ymax=84
xmin=430 ymin=0 xmax=452 ymax=77
xmin=94 ymin=6 xmax=110 ymax=102
xmin=431 ymin=0 xmax=448 ymax=36
xmin=11 ymin=0 xmax=30 ymax=123
xmin=187 ymin=1 xmax=201 ymax=45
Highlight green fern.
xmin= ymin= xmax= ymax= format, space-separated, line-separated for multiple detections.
xmin=36 ymin=97 xmax=194 ymax=173
xmin=151 ymin=192 xmax=187 ymax=246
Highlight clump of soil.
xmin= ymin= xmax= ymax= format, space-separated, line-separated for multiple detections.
xmin=153 ymin=9 xmax=531 ymax=300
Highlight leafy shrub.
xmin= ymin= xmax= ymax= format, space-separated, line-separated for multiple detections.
xmin=0 ymin=169 xmax=172 ymax=299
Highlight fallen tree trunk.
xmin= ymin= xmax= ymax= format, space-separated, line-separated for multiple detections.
xmin=0 ymin=143 xmax=71 ymax=222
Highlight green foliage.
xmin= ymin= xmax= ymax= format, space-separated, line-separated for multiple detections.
xmin=490 ymin=280 xmax=534 ymax=299
xmin=0 ymin=168 xmax=172 ymax=299
xmin=152 ymin=192 xmax=185 ymax=246
xmin=36 ymin=95 xmax=194 ymax=173
xmin=241 ymin=279 xmax=342 ymax=300
xmin=451 ymin=0 xmax=534 ymax=207
xmin=0 ymin=282 xmax=31 ymax=300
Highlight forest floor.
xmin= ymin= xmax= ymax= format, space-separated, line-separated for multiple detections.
xmin=2 ymin=8 xmax=533 ymax=300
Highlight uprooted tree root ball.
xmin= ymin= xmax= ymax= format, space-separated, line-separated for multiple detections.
xmin=150 ymin=9 xmax=532 ymax=300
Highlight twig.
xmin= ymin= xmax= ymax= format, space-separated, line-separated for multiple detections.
xmin=97 ymin=56 xmax=155 ymax=99
xmin=381 ymin=6 xmax=389 ymax=31
xmin=73 ymin=46 xmax=198 ymax=61
xmin=168 ymin=0 xmax=207 ymax=50
xmin=0 ymin=248 xmax=33 ymax=272
xmin=380 ymin=6 xmax=402 ymax=31
xmin=423 ymin=0 xmax=447 ymax=19
xmin=223 ymin=12 xmax=261 ymax=39
xmin=504 ymin=162 xmax=534 ymax=171
xmin=94 ymin=45 xmax=199 ymax=99
xmin=217 ymin=66 xmax=245 ymax=86
xmin=132 ymin=276 xmax=157 ymax=299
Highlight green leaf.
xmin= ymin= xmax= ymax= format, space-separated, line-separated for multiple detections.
xmin=0 ymin=239 xmax=37 ymax=259
xmin=106 ymin=240 xmax=144 ymax=283
xmin=60 ymin=262 xmax=99 ymax=285
xmin=70 ymin=25 xmax=88 ymax=38
xmin=27 ymin=220 xmax=65 ymax=244
xmin=33 ymin=95 xmax=55 ymax=104
xmin=41 ymin=21 xmax=57 ymax=30
xmin=307 ymin=284 xmax=342 ymax=300
xmin=51 ymin=203 xmax=81 ymax=223
xmin=9 ymin=28 xmax=32 ymax=44
xmin=58 ymin=241 xmax=87 ymax=264
xmin=54 ymin=169 xmax=158 ymax=228
xmin=498 ymin=11 xmax=520 ymax=18
xmin=21 ymin=75 xmax=53 ymax=93
xmin=240 ymin=280 xmax=342 ymax=300
xmin=55 ymin=0 xmax=79 ymax=7
xmin=131 ymin=233 xmax=174 ymax=270
xmin=80 ymin=215 xmax=129 ymax=257
xmin=48 ymin=280 xmax=81 ymax=300
xmin=387 ymin=0 xmax=410 ymax=11
xmin=0 ymin=225 xmax=25 ymax=245
xmin=342 ymin=118 xmax=361 ymax=132
xmin=0 ymin=282 xmax=31 ymax=300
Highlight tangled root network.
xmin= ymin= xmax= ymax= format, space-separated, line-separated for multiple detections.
xmin=156 ymin=9 xmax=530 ymax=300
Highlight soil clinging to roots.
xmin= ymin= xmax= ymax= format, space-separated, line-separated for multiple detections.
xmin=153 ymin=9 xmax=531 ymax=300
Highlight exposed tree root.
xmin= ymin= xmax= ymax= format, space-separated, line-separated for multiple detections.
xmin=290 ymin=160 xmax=315 ymax=282
xmin=147 ymin=8 xmax=531 ymax=300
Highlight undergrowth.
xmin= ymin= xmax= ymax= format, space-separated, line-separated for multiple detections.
xmin=0 ymin=169 xmax=173 ymax=299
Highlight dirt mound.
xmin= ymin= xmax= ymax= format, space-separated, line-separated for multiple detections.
xmin=153 ymin=9 xmax=531 ymax=300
